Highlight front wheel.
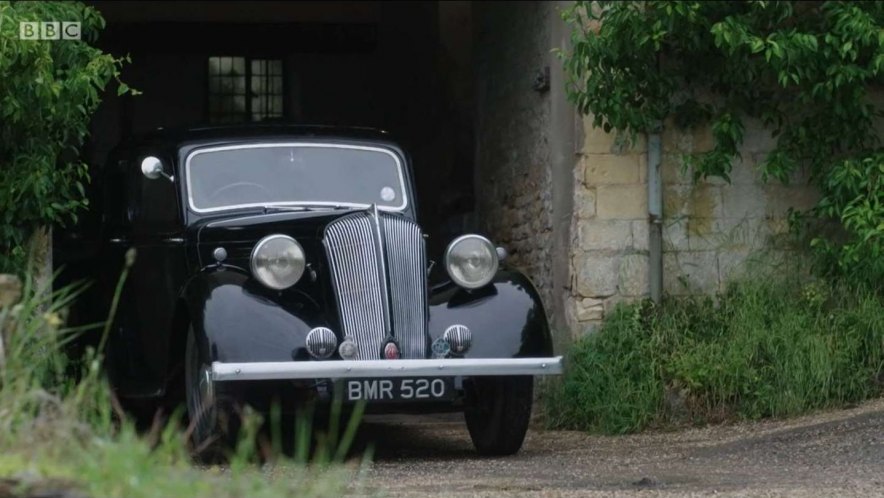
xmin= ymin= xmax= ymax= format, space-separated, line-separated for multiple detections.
xmin=463 ymin=376 xmax=533 ymax=456
xmin=184 ymin=326 xmax=239 ymax=455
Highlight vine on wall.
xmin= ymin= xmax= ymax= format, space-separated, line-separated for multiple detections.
xmin=561 ymin=1 xmax=883 ymax=288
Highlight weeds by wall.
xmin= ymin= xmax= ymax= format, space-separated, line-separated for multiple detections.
xmin=546 ymin=275 xmax=884 ymax=434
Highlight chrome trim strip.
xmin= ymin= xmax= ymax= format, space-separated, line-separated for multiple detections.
xmin=184 ymin=142 xmax=409 ymax=214
xmin=369 ymin=205 xmax=392 ymax=335
xmin=211 ymin=357 xmax=564 ymax=381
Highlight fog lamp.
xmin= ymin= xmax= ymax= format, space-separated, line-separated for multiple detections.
xmin=305 ymin=327 xmax=337 ymax=359
xmin=443 ymin=324 xmax=472 ymax=354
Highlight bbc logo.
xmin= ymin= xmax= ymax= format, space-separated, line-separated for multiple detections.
xmin=19 ymin=22 xmax=81 ymax=40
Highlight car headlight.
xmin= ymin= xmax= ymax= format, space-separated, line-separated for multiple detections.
xmin=250 ymin=234 xmax=306 ymax=290
xmin=444 ymin=234 xmax=499 ymax=289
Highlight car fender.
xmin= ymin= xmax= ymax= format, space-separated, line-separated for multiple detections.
xmin=180 ymin=267 xmax=321 ymax=363
xmin=428 ymin=269 xmax=553 ymax=359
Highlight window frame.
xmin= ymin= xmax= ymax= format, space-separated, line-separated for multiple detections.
xmin=206 ymin=55 xmax=287 ymax=123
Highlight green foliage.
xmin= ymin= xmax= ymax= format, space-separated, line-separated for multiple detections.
xmin=545 ymin=277 xmax=884 ymax=434
xmin=808 ymin=153 xmax=884 ymax=282
xmin=561 ymin=1 xmax=884 ymax=287
xmin=0 ymin=1 xmax=132 ymax=272
xmin=0 ymin=267 xmax=365 ymax=496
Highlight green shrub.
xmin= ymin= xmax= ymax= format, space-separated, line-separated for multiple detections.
xmin=0 ymin=1 xmax=133 ymax=273
xmin=546 ymin=277 xmax=884 ymax=434
xmin=807 ymin=153 xmax=884 ymax=288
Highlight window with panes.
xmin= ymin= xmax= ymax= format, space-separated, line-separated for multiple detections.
xmin=207 ymin=56 xmax=284 ymax=123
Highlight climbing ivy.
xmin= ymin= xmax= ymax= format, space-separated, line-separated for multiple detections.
xmin=0 ymin=1 xmax=133 ymax=273
xmin=561 ymin=1 xmax=884 ymax=288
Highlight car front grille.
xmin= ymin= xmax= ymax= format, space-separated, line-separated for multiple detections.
xmin=381 ymin=214 xmax=429 ymax=359
xmin=323 ymin=210 xmax=428 ymax=360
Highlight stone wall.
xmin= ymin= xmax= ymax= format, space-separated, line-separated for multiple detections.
xmin=568 ymin=118 xmax=819 ymax=336
xmin=567 ymin=125 xmax=649 ymax=333
xmin=473 ymin=2 xmax=556 ymax=306
xmin=659 ymin=120 xmax=818 ymax=297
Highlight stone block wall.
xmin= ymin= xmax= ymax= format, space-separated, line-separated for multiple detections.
xmin=659 ymin=120 xmax=818 ymax=297
xmin=473 ymin=2 xmax=555 ymax=306
xmin=568 ymin=121 xmax=649 ymax=334
xmin=568 ymin=117 xmax=819 ymax=336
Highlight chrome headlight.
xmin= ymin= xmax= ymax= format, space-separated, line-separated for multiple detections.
xmin=444 ymin=234 xmax=499 ymax=289
xmin=250 ymin=234 xmax=306 ymax=290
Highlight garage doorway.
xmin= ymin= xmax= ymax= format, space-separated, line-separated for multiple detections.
xmin=86 ymin=1 xmax=476 ymax=244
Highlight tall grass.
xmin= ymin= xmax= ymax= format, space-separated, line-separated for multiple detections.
xmin=546 ymin=277 xmax=884 ymax=434
xmin=0 ymin=262 xmax=367 ymax=497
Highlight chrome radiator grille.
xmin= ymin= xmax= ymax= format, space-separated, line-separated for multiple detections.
xmin=381 ymin=215 xmax=428 ymax=359
xmin=323 ymin=211 xmax=428 ymax=360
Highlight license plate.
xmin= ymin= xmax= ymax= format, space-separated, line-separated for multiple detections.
xmin=344 ymin=377 xmax=455 ymax=402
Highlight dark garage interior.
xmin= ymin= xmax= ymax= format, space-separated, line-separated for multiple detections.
xmin=85 ymin=1 xmax=477 ymax=242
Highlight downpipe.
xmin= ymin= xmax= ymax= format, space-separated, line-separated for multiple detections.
xmin=647 ymin=127 xmax=663 ymax=303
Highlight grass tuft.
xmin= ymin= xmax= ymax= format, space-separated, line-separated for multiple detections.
xmin=0 ymin=267 xmax=366 ymax=497
xmin=546 ymin=276 xmax=884 ymax=434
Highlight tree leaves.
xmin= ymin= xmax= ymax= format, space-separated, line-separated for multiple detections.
xmin=0 ymin=1 xmax=132 ymax=273
xmin=560 ymin=1 xmax=884 ymax=288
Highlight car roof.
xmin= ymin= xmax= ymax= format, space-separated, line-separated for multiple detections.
xmin=124 ymin=123 xmax=395 ymax=149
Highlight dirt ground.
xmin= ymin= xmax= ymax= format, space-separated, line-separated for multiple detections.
xmin=346 ymin=398 xmax=884 ymax=497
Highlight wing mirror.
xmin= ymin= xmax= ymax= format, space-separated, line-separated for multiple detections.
xmin=141 ymin=156 xmax=174 ymax=182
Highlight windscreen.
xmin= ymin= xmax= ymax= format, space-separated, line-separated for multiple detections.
xmin=186 ymin=144 xmax=407 ymax=212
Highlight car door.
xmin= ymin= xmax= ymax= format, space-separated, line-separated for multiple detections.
xmin=104 ymin=153 xmax=188 ymax=398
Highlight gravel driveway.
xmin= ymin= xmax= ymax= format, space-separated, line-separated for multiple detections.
xmin=346 ymin=398 xmax=884 ymax=497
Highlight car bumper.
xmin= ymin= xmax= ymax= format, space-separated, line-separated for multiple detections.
xmin=211 ymin=357 xmax=563 ymax=381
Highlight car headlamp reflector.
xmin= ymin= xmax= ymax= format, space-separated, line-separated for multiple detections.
xmin=250 ymin=234 xmax=305 ymax=290
xmin=444 ymin=234 xmax=498 ymax=289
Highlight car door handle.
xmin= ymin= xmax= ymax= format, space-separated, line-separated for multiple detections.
xmin=108 ymin=238 xmax=128 ymax=244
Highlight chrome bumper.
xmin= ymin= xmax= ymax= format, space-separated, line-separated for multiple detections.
xmin=211 ymin=357 xmax=564 ymax=382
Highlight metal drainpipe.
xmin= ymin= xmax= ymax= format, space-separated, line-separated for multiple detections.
xmin=648 ymin=126 xmax=663 ymax=303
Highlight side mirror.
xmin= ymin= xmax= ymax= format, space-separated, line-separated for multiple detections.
xmin=141 ymin=156 xmax=173 ymax=182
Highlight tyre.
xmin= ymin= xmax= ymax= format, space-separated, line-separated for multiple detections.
xmin=184 ymin=326 xmax=239 ymax=456
xmin=463 ymin=376 xmax=533 ymax=456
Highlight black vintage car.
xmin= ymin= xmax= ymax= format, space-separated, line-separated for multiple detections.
xmin=62 ymin=124 xmax=562 ymax=455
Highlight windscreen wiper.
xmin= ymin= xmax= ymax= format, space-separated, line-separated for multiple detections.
xmin=262 ymin=205 xmax=311 ymax=214
xmin=262 ymin=204 xmax=354 ymax=214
